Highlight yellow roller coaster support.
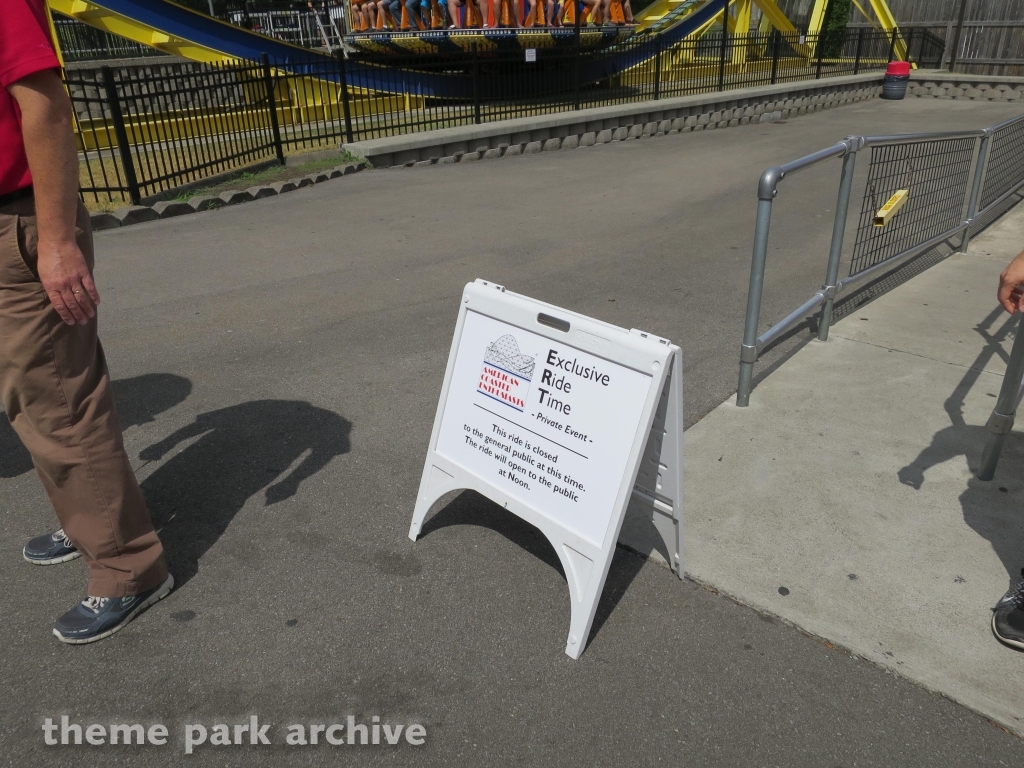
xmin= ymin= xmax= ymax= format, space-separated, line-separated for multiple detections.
xmin=49 ymin=0 xmax=236 ymax=63
xmin=732 ymin=0 xmax=751 ymax=64
xmin=806 ymin=0 xmax=828 ymax=36
xmin=865 ymin=0 xmax=907 ymax=60
xmin=634 ymin=0 xmax=698 ymax=33
xmin=806 ymin=0 xmax=907 ymax=61
xmin=750 ymin=0 xmax=810 ymax=57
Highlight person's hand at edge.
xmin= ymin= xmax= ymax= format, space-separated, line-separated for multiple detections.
xmin=997 ymin=248 xmax=1024 ymax=315
xmin=8 ymin=69 xmax=100 ymax=325
xmin=35 ymin=238 xmax=99 ymax=326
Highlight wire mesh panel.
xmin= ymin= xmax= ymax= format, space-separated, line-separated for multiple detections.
xmin=849 ymin=137 xmax=977 ymax=277
xmin=980 ymin=116 xmax=1024 ymax=211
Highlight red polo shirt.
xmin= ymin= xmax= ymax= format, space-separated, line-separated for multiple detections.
xmin=0 ymin=0 xmax=61 ymax=197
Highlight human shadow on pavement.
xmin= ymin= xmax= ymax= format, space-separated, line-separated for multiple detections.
xmin=898 ymin=307 xmax=1024 ymax=587
xmin=419 ymin=490 xmax=646 ymax=645
xmin=138 ymin=400 xmax=351 ymax=587
xmin=0 ymin=373 xmax=192 ymax=479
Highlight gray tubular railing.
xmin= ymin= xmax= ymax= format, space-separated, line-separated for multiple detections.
xmin=973 ymin=113 xmax=1024 ymax=480
xmin=973 ymin=113 xmax=1024 ymax=225
xmin=736 ymin=117 xmax=1024 ymax=408
xmin=736 ymin=140 xmax=854 ymax=405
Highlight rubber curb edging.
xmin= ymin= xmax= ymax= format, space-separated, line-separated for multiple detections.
xmin=89 ymin=162 xmax=367 ymax=231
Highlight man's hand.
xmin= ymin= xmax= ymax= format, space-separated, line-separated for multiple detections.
xmin=998 ymin=249 xmax=1024 ymax=314
xmin=36 ymin=239 xmax=99 ymax=325
xmin=8 ymin=69 xmax=99 ymax=325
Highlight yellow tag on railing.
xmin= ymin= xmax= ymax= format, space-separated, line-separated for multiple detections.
xmin=873 ymin=189 xmax=909 ymax=227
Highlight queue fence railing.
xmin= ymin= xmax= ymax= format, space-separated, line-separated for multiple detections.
xmin=736 ymin=112 xmax=1024 ymax=406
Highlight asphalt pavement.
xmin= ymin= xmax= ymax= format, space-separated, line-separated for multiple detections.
xmin=2 ymin=95 xmax=1024 ymax=767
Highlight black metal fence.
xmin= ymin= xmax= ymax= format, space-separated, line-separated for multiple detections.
xmin=70 ymin=58 xmax=282 ymax=206
xmin=337 ymin=29 xmax=940 ymax=140
xmin=69 ymin=27 xmax=940 ymax=206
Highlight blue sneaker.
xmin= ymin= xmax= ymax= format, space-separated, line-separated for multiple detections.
xmin=23 ymin=529 xmax=80 ymax=565
xmin=53 ymin=574 xmax=174 ymax=645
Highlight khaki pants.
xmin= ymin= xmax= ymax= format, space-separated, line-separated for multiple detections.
xmin=0 ymin=195 xmax=167 ymax=598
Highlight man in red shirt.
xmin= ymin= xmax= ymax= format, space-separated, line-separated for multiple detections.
xmin=1 ymin=0 xmax=172 ymax=643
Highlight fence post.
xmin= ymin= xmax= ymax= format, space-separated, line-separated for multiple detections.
xmin=472 ymin=43 xmax=482 ymax=125
xmin=887 ymin=28 xmax=897 ymax=63
xmin=941 ymin=21 xmax=953 ymax=68
xmin=769 ymin=29 xmax=780 ymax=85
xmin=100 ymin=66 xmax=141 ymax=206
xmin=260 ymin=52 xmax=285 ymax=164
xmin=853 ymin=27 xmax=864 ymax=75
xmin=817 ymin=141 xmax=859 ymax=342
xmin=653 ymin=37 xmax=662 ymax=101
xmin=337 ymin=49 xmax=355 ymax=144
xmin=815 ymin=30 xmax=825 ymax=79
xmin=949 ymin=0 xmax=968 ymax=72
xmin=905 ymin=27 xmax=915 ymax=63
xmin=718 ymin=27 xmax=728 ymax=91
xmin=737 ymin=170 xmax=779 ymax=407
xmin=962 ymin=131 xmax=993 ymax=253
xmin=573 ymin=3 xmax=582 ymax=110
xmin=978 ymin=312 xmax=1024 ymax=481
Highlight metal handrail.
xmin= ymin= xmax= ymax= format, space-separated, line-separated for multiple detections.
xmin=736 ymin=114 xmax=1024 ymax=407
xmin=861 ymin=129 xmax=987 ymax=146
xmin=990 ymin=112 xmax=1024 ymax=132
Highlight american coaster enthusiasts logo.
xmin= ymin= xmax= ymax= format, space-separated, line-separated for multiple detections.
xmin=478 ymin=334 xmax=535 ymax=412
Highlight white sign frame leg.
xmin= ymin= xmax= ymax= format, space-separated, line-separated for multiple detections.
xmin=620 ymin=350 xmax=684 ymax=578
xmin=409 ymin=281 xmax=683 ymax=659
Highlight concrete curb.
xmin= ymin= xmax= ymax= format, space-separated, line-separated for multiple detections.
xmin=343 ymin=72 xmax=885 ymax=168
xmin=907 ymin=70 xmax=1024 ymax=101
xmin=89 ymin=163 xmax=367 ymax=232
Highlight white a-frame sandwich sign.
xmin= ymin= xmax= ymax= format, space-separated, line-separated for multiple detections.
xmin=409 ymin=280 xmax=683 ymax=659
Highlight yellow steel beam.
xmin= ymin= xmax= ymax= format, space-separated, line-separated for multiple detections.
xmin=635 ymin=0 xmax=686 ymax=30
xmin=867 ymin=0 xmax=897 ymax=32
xmin=635 ymin=0 xmax=704 ymax=34
xmin=48 ymin=0 xmax=237 ymax=63
xmin=850 ymin=0 xmax=880 ymax=31
xmin=750 ymin=0 xmax=795 ymax=34
xmin=839 ymin=0 xmax=905 ymax=60
xmin=734 ymin=0 xmax=751 ymax=34
xmin=749 ymin=0 xmax=810 ymax=56
xmin=868 ymin=0 xmax=906 ymax=59
xmin=732 ymin=0 xmax=751 ymax=64
xmin=806 ymin=0 xmax=828 ymax=36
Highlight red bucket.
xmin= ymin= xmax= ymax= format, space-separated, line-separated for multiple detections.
xmin=886 ymin=61 xmax=911 ymax=77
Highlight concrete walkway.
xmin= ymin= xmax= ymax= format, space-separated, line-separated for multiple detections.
xmin=5 ymin=97 xmax=1024 ymax=766
xmin=684 ymin=206 xmax=1024 ymax=736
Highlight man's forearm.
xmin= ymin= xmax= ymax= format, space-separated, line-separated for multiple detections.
xmin=8 ymin=68 xmax=100 ymax=326
xmin=9 ymin=69 xmax=80 ymax=247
